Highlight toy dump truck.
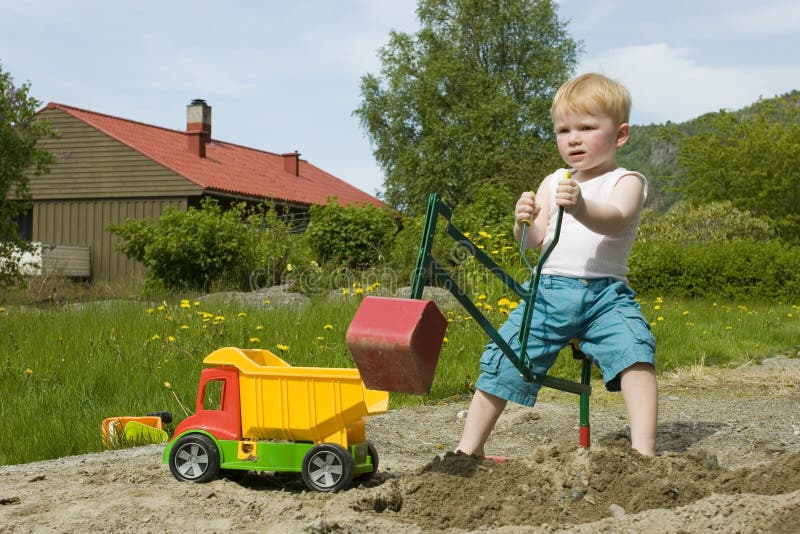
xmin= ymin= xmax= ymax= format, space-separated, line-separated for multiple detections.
xmin=162 ymin=346 xmax=389 ymax=492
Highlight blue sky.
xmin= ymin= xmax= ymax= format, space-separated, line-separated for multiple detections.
xmin=2 ymin=1 xmax=798 ymax=197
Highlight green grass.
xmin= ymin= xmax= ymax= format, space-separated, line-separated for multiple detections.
xmin=0 ymin=292 xmax=798 ymax=466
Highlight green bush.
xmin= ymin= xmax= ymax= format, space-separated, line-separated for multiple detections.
xmin=110 ymin=199 xmax=302 ymax=291
xmin=305 ymin=199 xmax=399 ymax=269
xmin=629 ymin=239 xmax=800 ymax=298
xmin=637 ymin=201 xmax=772 ymax=243
xmin=452 ymin=183 xmax=516 ymax=233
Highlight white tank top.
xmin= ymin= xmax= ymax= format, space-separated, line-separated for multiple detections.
xmin=540 ymin=167 xmax=647 ymax=282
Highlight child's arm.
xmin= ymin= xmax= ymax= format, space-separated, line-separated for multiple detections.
xmin=513 ymin=178 xmax=550 ymax=248
xmin=556 ymin=174 xmax=644 ymax=235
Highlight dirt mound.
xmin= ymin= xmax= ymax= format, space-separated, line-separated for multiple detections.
xmin=0 ymin=358 xmax=798 ymax=533
xmin=350 ymin=440 xmax=800 ymax=531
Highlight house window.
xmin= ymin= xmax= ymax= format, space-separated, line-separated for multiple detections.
xmin=15 ymin=209 xmax=33 ymax=241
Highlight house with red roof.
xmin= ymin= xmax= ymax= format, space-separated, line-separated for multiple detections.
xmin=24 ymin=100 xmax=386 ymax=283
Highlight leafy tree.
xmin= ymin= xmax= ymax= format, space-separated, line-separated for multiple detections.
xmin=355 ymin=0 xmax=580 ymax=214
xmin=674 ymin=99 xmax=800 ymax=241
xmin=0 ymin=63 xmax=55 ymax=285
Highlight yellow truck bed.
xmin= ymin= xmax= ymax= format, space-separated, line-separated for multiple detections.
xmin=203 ymin=347 xmax=389 ymax=447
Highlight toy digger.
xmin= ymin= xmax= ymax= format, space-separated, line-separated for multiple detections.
xmin=347 ymin=192 xmax=594 ymax=447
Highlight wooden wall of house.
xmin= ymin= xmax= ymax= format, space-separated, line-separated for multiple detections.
xmin=26 ymin=108 xmax=203 ymax=283
xmin=32 ymin=109 xmax=203 ymax=199
xmin=33 ymin=198 xmax=187 ymax=283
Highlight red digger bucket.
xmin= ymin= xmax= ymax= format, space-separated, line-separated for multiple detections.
xmin=346 ymin=296 xmax=448 ymax=394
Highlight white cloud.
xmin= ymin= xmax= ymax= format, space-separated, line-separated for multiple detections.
xmin=727 ymin=0 xmax=800 ymax=34
xmin=580 ymin=43 xmax=800 ymax=124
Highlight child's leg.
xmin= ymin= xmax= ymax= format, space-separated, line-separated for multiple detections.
xmin=620 ymin=362 xmax=658 ymax=456
xmin=456 ymin=389 xmax=507 ymax=456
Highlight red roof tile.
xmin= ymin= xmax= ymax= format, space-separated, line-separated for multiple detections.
xmin=43 ymin=103 xmax=386 ymax=208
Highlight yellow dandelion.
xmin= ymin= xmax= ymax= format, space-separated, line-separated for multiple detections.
xmin=654 ymin=305 xmax=661 ymax=310
xmin=508 ymin=301 xmax=519 ymax=310
xmin=443 ymin=337 xmax=449 ymax=343
xmin=180 ymin=300 xmax=191 ymax=309
xmin=0 ymin=307 xmax=6 ymax=313
xmin=341 ymin=288 xmax=350 ymax=295
xmin=656 ymin=296 xmax=664 ymax=303
xmin=147 ymin=308 xmax=155 ymax=314
xmin=286 ymin=263 xmax=294 ymax=272
xmin=497 ymin=298 xmax=511 ymax=307
xmin=682 ymin=310 xmax=689 ymax=316
xmin=686 ymin=322 xmax=694 ymax=326
xmin=323 ymin=324 xmax=334 ymax=330
xmin=725 ymin=326 xmax=733 ymax=330
xmin=483 ymin=304 xmax=493 ymax=312
xmin=214 ymin=315 xmax=225 ymax=322
xmin=478 ymin=231 xmax=492 ymax=238
xmin=263 ymin=299 xmax=270 ymax=305
xmin=237 ymin=312 xmax=247 ymax=318
xmin=180 ymin=325 xmax=190 ymax=330
xmin=151 ymin=334 xmax=161 ymax=340
xmin=167 ymin=336 xmax=176 ymax=343
xmin=657 ymin=316 xmax=664 ymax=321
xmin=256 ymin=325 xmax=264 ymax=330
xmin=24 ymin=368 xmax=33 ymax=375
xmin=788 ymin=313 xmax=794 ymax=318
xmin=249 ymin=337 xmax=260 ymax=343
xmin=463 ymin=231 xmax=471 ymax=237
xmin=276 ymin=344 xmax=289 ymax=351
xmin=157 ymin=305 xmax=166 ymax=311
xmin=316 ymin=336 xmax=325 ymax=341
xmin=163 ymin=381 xmax=171 ymax=389
xmin=355 ymin=287 xmax=364 ymax=294
xmin=194 ymin=300 xmax=200 ymax=307
xmin=477 ymin=294 xmax=487 ymax=300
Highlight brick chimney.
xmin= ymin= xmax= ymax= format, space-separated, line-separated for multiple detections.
xmin=186 ymin=99 xmax=212 ymax=157
xmin=281 ymin=151 xmax=300 ymax=176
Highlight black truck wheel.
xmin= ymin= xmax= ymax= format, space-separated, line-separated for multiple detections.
xmin=301 ymin=443 xmax=354 ymax=492
xmin=169 ymin=434 xmax=220 ymax=483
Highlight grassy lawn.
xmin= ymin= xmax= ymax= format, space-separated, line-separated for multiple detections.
xmin=0 ymin=290 xmax=798 ymax=465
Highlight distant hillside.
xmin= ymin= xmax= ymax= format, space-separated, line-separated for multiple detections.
xmin=617 ymin=90 xmax=800 ymax=212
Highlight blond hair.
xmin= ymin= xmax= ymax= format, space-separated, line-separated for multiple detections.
xmin=551 ymin=73 xmax=631 ymax=126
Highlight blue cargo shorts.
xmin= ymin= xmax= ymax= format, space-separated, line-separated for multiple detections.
xmin=475 ymin=275 xmax=656 ymax=407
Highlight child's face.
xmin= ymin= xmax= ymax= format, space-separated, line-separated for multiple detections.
xmin=552 ymin=104 xmax=629 ymax=179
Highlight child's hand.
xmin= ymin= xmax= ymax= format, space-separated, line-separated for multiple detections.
xmin=515 ymin=191 xmax=540 ymax=225
xmin=555 ymin=176 xmax=583 ymax=213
